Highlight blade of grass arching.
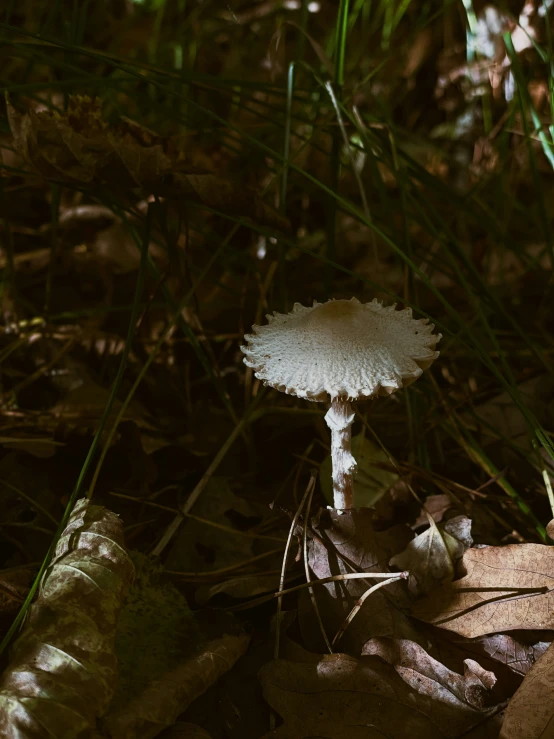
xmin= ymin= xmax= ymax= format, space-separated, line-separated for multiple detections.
xmin=325 ymin=0 xmax=350 ymax=298
xmin=402 ymin=185 xmax=552 ymax=374
xmin=542 ymin=1 xmax=554 ymax=143
xmin=409 ymin=200 xmax=554 ymax=464
xmin=505 ymin=33 xmax=554 ymax=170
xmin=0 ymin=204 xmax=152 ymax=658
xmin=86 ymin=218 xmax=248 ymax=511
xmin=141 ymin=16 xmax=554 ymax=471
xmin=4 ymin=39 xmax=312 ymax=125
xmin=277 ymin=61 xmax=297 ymax=312
xmin=446 ymin=415 xmax=548 ymax=542
xmin=200 ymin=199 xmax=554 ymax=474
xmin=3 ymin=24 xmax=551 ymax=443
xmin=351 ymin=109 xmax=395 ymax=237
xmin=111 ymin=204 xmax=239 ymax=425
xmin=505 ymin=35 xmax=554 ymax=266
xmin=338 ymin=110 xmax=548 ymax=351
xmin=465 ymin=402 xmax=552 ymax=471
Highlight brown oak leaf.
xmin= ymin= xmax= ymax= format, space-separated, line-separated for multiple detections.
xmin=412 ymin=544 xmax=554 ymax=637
xmin=499 ymin=640 xmax=554 ymax=738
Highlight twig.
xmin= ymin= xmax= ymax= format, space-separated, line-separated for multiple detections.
xmin=274 ymin=471 xmax=316 ymax=661
xmin=332 ymin=572 xmax=408 ymax=647
xmin=303 ymin=477 xmax=333 ymax=653
xmin=108 ymin=490 xmax=286 ymax=542
xmin=230 ymin=571 xmax=407 ymax=611
xmin=165 ymin=546 xmax=284 ymax=578
xmin=151 ymin=405 xmax=260 ymax=558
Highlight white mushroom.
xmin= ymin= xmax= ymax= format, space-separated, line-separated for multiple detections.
xmin=241 ymin=298 xmax=440 ymax=510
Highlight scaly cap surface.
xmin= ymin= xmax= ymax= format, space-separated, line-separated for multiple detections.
xmin=241 ymin=298 xmax=440 ymax=401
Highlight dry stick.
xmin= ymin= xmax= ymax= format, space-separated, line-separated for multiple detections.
xmin=270 ymin=471 xmax=316 ymax=734
xmin=108 ymin=490 xmax=286 ymax=542
xmin=231 ymin=571 xmax=406 ymax=611
xmin=165 ymin=547 xmax=284 ymax=579
xmin=332 ymin=572 xmax=408 ymax=647
xmin=274 ymin=471 xmax=317 ymax=661
xmin=303 ymin=476 xmax=333 ymax=653
xmin=152 ymin=411 xmax=254 ymax=558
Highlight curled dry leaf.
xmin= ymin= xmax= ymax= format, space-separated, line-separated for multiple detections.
xmin=362 ymin=637 xmax=496 ymax=713
xmin=413 ymin=493 xmax=455 ymax=529
xmin=390 ymin=515 xmax=472 ymax=596
xmin=7 ymin=95 xmax=288 ymax=231
xmin=300 ymin=508 xmax=416 ymax=654
xmin=499 ymin=640 xmax=554 ymax=738
xmin=413 ymin=544 xmax=554 ymax=637
xmin=0 ymin=498 xmax=135 ymax=737
xmin=456 ymin=632 xmax=552 ymax=678
xmin=260 ymin=641 xmax=496 ymax=739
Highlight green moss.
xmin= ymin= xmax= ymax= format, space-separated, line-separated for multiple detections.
xmin=113 ymin=551 xmax=200 ymax=707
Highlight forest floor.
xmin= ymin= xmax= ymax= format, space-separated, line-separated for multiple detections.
xmin=1 ymin=1 xmax=554 ymax=737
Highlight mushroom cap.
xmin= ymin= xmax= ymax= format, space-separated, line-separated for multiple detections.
xmin=241 ymin=298 xmax=441 ymax=402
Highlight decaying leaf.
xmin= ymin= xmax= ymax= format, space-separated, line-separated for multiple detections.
xmin=459 ymin=632 xmax=552 ymax=678
xmin=0 ymin=567 xmax=32 ymax=617
xmin=363 ymin=637 xmax=496 ymax=711
xmin=390 ymin=515 xmax=472 ymax=596
xmin=7 ymin=95 xmax=288 ymax=230
xmin=0 ymin=498 xmax=135 ymax=737
xmin=499 ymin=640 xmax=554 ymax=738
xmin=413 ymin=493 xmax=456 ymax=529
xmin=101 ymin=552 xmax=250 ymax=738
xmin=260 ymin=640 xmax=497 ymax=738
xmin=300 ymin=508 xmax=416 ymax=654
xmin=413 ymin=544 xmax=554 ymax=637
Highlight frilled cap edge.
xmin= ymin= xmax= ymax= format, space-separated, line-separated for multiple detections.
xmin=241 ymin=298 xmax=440 ymax=402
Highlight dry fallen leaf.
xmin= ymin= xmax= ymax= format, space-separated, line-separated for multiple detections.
xmin=413 ymin=493 xmax=456 ymax=529
xmin=412 ymin=544 xmax=554 ymax=637
xmin=7 ymin=95 xmax=289 ymax=230
xmin=362 ymin=637 xmax=496 ymax=712
xmin=458 ymin=632 xmax=552 ymax=678
xmin=0 ymin=498 xmax=134 ymax=737
xmin=390 ymin=515 xmax=472 ymax=596
xmin=499 ymin=640 xmax=554 ymax=738
xmin=260 ymin=640 xmax=497 ymax=738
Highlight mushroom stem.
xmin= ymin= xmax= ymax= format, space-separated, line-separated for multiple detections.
xmin=325 ymin=399 xmax=356 ymax=510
